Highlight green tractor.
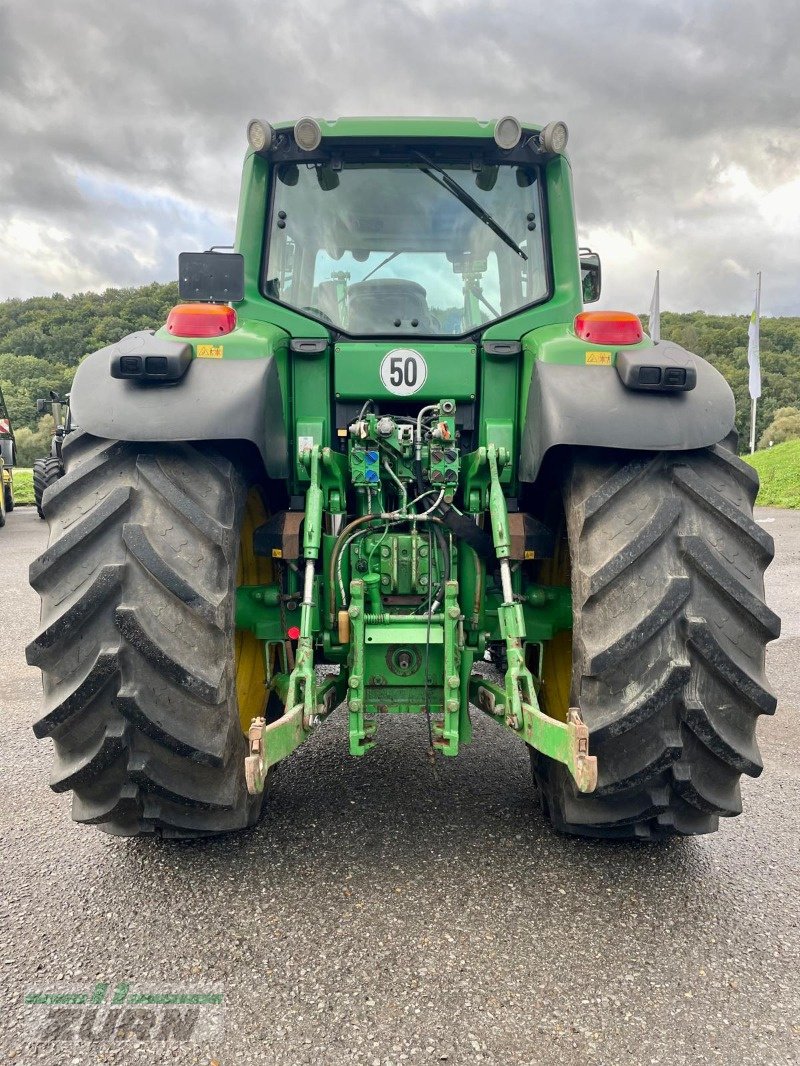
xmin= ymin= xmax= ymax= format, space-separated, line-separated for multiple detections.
xmin=32 ymin=391 xmax=73 ymax=519
xmin=27 ymin=116 xmax=779 ymax=839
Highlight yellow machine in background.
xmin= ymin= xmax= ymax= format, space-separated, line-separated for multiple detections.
xmin=0 ymin=385 xmax=16 ymax=526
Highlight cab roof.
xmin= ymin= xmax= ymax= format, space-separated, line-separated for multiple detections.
xmin=272 ymin=117 xmax=543 ymax=139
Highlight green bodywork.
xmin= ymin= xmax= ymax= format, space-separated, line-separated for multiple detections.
xmin=164 ymin=117 xmax=651 ymax=794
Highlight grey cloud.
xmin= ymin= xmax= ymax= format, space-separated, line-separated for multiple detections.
xmin=0 ymin=0 xmax=798 ymax=312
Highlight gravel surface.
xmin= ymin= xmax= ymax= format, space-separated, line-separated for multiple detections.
xmin=1 ymin=506 xmax=798 ymax=1065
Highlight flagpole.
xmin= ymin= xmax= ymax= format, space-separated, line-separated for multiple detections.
xmin=649 ymin=270 xmax=660 ymax=343
xmin=749 ymin=397 xmax=757 ymax=455
xmin=749 ymin=271 xmax=761 ymax=455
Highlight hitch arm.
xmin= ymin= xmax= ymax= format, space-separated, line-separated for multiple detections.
xmin=486 ymin=443 xmax=537 ymax=728
xmin=245 ymin=444 xmax=324 ymax=795
xmin=471 ymin=678 xmax=597 ymax=793
xmin=482 ymin=443 xmax=597 ymax=793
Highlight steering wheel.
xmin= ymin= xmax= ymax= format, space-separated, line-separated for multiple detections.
xmin=300 ymin=306 xmax=334 ymax=324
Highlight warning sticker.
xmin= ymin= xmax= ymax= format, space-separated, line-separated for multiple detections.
xmin=197 ymin=344 xmax=224 ymax=359
xmin=585 ymin=350 xmax=612 ymax=366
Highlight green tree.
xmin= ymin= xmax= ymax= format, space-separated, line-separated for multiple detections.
xmin=758 ymin=406 xmax=800 ymax=449
xmin=659 ymin=311 xmax=800 ymax=451
xmin=14 ymin=415 xmax=56 ymax=467
xmin=0 ymin=354 xmax=74 ymax=432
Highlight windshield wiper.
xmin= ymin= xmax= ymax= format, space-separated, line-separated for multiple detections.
xmin=361 ymin=249 xmax=402 ymax=282
xmin=414 ymin=151 xmax=528 ymax=262
xmin=466 ymin=280 xmax=500 ymax=319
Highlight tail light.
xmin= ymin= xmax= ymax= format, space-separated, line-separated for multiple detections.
xmin=166 ymin=303 xmax=236 ymax=338
xmin=574 ymin=311 xmax=643 ymax=345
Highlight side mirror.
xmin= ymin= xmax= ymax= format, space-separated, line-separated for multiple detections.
xmin=178 ymin=251 xmax=245 ymax=303
xmin=580 ymin=249 xmax=601 ymax=303
xmin=0 ymin=438 xmax=14 ymax=468
xmin=36 ymin=398 xmax=48 ymax=414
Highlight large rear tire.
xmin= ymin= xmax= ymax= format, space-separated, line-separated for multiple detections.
xmin=532 ymin=439 xmax=779 ymax=839
xmin=26 ymin=432 xmax=265 ymax=838
xmin=33 ymin=456 xmax=62 ymax=520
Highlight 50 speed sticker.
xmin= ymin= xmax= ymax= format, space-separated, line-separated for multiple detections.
xmin=380 ymin=349 xmax=428 ymax=395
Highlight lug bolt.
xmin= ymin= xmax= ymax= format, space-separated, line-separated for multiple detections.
xmin=448 ymin=675 xmax=459 ymax=689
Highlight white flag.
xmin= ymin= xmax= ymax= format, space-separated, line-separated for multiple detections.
xmin=748 ymin=274 xmax=761 ymax=400
xmin=649 ymin=270 xmax=660 ymax=343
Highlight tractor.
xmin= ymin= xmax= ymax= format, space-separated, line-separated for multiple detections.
xmin=32 ymin=391 xmax=73 ymax=519
xmin=27 ymin=116 xmax=779 ymax=839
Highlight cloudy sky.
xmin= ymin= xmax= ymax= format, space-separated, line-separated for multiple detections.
xmin=1 ymin=0 xmax=798 ymax=315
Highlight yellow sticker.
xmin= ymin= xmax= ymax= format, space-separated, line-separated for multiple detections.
xmin=585 ymin=350 xmax=612 ymax=366
xmin=197 ymin=344 xmax=224 ymax=359
xmin=271 ymin=548 xmax=283 ymax=558
xmin=524 ymin=550 xmax=536 ymax=560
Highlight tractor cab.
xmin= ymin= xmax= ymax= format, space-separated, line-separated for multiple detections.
xmin=263 ymin=147 xmax=549 ymax=337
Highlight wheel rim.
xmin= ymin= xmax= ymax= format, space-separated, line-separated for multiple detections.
xmin=537 ymin=526 xmax=573 ymax=723
xmin=235 ymin=488 xmax=274 ymax=734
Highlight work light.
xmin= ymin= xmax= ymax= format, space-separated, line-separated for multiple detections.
xmin=246 ymin=119 xmax=274 ymax=152
xmin=294 ymin=117 xmax=322 ymax=151
xmin=493 ymin=116 xmax=522 ymax=150
xmin=539 ymin=120 xmax=569 ymax=154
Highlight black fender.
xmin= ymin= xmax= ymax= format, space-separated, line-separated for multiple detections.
xmin=519 ymin=345 xmax=735 ymax=482
xmin=69 ymin=332 xmax=288 ymax=479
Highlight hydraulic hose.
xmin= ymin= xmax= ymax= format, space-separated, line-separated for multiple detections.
xmin=328 ymin=513 xmax=386 ymax=625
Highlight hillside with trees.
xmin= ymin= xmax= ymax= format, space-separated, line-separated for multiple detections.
xmin=0 ymin=287 xmax=798 ymax=454
xmin=657 ymin=312 xmax=800 ymax=448
xmin=0 ymin=283 xmax=178 ymax=436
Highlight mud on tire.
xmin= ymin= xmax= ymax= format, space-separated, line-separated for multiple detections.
xmin=532 ymin=438 xmax=780 ymax=840
xmin=27 ymin=432 xmax=264 ymax=838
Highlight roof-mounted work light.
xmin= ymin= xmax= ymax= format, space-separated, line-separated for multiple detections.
xmin=539 ymin=120 xmax=569 ymax=154
xmin=493 ymin=115 xmax=523 ymax=150
xmin=294 ymin=117 xmax=322 ymax=151
xmin=246 ymin=119 xmax=274 ymax=152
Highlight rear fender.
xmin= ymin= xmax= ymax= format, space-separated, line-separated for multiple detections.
xmin=519 ymin=343 xmax=735 ymax=482
xmin=69 ymin=331 xmax=288 ymax=479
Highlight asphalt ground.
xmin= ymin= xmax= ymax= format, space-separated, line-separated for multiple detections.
xmin=1 ymin=505 xmax=798 ymax=1065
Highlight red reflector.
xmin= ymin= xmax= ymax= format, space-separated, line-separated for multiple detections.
xmin=287 ymin=626 xmax=301 ymax=641
xmin=574 ymin=311 xmax=643 ymax=345
xmin=166 ymin=303 xmax=236 ymax=337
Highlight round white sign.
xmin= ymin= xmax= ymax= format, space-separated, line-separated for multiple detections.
xmin=379 ymin=348 xmax=428 ymax=396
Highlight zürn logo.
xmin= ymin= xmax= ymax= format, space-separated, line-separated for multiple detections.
xmin=24 ymin=981 xmax=224 ymax=1042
